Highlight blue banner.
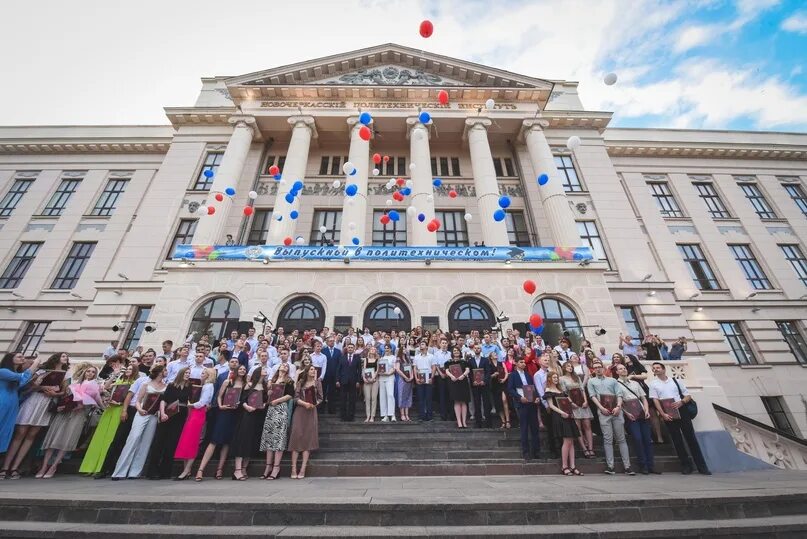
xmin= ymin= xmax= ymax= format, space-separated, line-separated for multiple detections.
xmin=173 ymin=244 xmax=594 ymax=263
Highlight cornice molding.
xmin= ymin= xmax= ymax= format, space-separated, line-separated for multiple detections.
xmin=605 ymin=142 xmax=807 ymax=161
xmin=164 ymin=107 xmax=238 ymax=127
xmin=0 ymin=141 xmax=170 ymax=155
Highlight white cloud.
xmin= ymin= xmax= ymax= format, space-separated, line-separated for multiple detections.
xmin=781 ymin=12 xmax=807 ymax=33
xmin=673 ymin=0 xmax=779 ymax=53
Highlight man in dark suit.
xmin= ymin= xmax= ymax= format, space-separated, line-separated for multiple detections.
xmin=507 ymin=356 xmax=541 ymax=460
xmin=322 ymin=336 xmax=342 ymax=414
xmin=467 ymin=344 xmax=493 ymax=428
xmin=335 ymin=342 xmax=361 ymax=421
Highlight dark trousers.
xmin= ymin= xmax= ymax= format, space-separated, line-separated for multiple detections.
xmin=99 ymin=406 xmax=136 ymax=476
xmin=626 ymin=418 xmax=655 ymax=471
xmin=416 ymin=383 xmax=433 ymax=420
xmin=146 ymin=411 xmax=186 ymax=479
xmin=516 ymin=404 xmax=540 ymax=458
xmin=538 ymin=402 xmax=558 ymax=456
xmin=435 ymin=376 xmax=449 ymax=420
xmin=667 ymin=414 xmax=708 ymax=471
xmin=471 ymin=385 xmax=492 ymax=427
xmin=340 ymin=383 xmax=356 ymax=421
xmin=322 ymin=377 xmax=336 ymax=413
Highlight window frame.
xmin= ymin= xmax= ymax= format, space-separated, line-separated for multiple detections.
xmin=692 ymin=181 xmax=732 ymax=219
xmin=192 ymin=152 xmax=224 ymax=191
xmin=90 ymin=178 xmax=129 ymax=217
xmin=16 ymin=321 xmax=51 ymax=356
xmin=0 ymin=242 xmax=42 ymax=289
xmin=647 ymin=181 xmax=684 ymax=218
xmin=372 ymin=209 xmax=407 ymax=246
xmin=310 ymin=209 xmax=342 ymax=246
xmin=577 ymin=220 xmax=609 ymax=265
xmin=781 ymin=183 xmax=807 ymax=217
xmin=246 ymin=209 xmax=273 ymax=246
xmin=0 ymin=178 xmax=35 ymax=217
xmin=554 ymin=154 xmax=583 ymax=192
xmin=779 ymin=244 xmax=807 ymax=286
xmin=776 ymin=321 xmax=807 ymax=365
xmin=760 ymin=396 xmax=796 ymax=436
xmin=167 ymin=219 xmax=198 ymax=259
xmin=505 ymin=211 xmax=531 ymax=247
xmin=729 ymin=244 xmax=772 ymax=290
xmin=278 ymin=296 xmax=326 ymax=332
xmin=41 ymin=178 xmax=82 ymax=217
xmin=50 ymin=241 xmax=96 ymax=290
xmin=435 ymin=210 xmax=469 ymax=247
xmin=619 ymin=306 xmax=644 ymax=345
xmin=122 ymin=306 xmax=154 ymax=351
xmin=738 ymin=182 xmax=777 ymax=220
xmin=718 ymin=321 xmax=757 ymax=365
xmin=678 ymin=243 xmax=721 ymax=290
xmin=188 ymin=296 xmax=241 ymax=343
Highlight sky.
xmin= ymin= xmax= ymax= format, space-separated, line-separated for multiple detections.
xmin=1 ymin=0 xmax=805 ymax=131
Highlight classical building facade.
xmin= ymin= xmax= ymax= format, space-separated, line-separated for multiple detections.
xmin=1 ymin=44 xmax=806 ymax=439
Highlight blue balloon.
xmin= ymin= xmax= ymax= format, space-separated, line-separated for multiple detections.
xmin=293 ymin=180 xmax=304 ymax=191
xmin=532 ymin=324 xmax=544 ymax=334
xmin=417 ymin=213 xmax=426 ymax=222
xmin=493 ymin=209 xmax=506 ymax=222
xmin=498 ymin=195 xmax=511 ymax=209
xmin=203 ymin=169 xmax=214 ymax=179
xmin=349 ymin=168 xmax=357 ymax=176
xmin=274 ymin=174 xmax=282 ymax=181
xmin=359 ymin=112 xmax=372 ymax=126
xmin=419 ymin=111 xmax=431 ymax=124
xmin=432 ymin=178 xmax=442 ymax=187
xmin=388 ymin=210 xmax=400 ymax=222
xmin=276 ymin=215 xmax=283 ymax=222
xmin=225 ymin=187 xmax=236 ymax=197
xmin=290 ymin=210 xmax=299 ymax=219
xmin=345 ymin=184 xmax=358 ymax=197
xmin=538 ymin=173 xmax=549 ymax=186
xmin=352 ymin=237 xmax=360 ymax=245
xmin=401 ymin=187 xmax=411 ymax=196
xmin=284 ymin=193 xmax=295 ymax=204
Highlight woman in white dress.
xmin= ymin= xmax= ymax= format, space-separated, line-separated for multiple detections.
xmin=378 ymin=345 xmax=397 ymax=422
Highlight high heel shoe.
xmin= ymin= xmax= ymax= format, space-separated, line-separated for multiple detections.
xmin=195 ymin=471 xmax=204 ymax=482
xmin=174 ymin=473 xmax=190 ymax=481
xmin=298 ymin=465 xmax=307 ymax=479
xmin=260 ymin=465 xmax=272 ymax=480
xmin=42 ymin=464 xmax=58 ymax=479
xmin=290 ymin=468 xmax=298 ymax=479
xmin=231 ymin=472 xmax=246 ymax=481
xmin=268 ymin=465 xmax=281 ymax=480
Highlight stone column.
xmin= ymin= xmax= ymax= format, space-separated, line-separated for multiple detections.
xmin=267 ymin=116 xmax=316 ymax=244
xmin=464 ymin=117 xmax=510 ymax=247
xmin=520 ymin=119 xmax=582 ymax=247
xmin=192 ymin=115 xmax=256 ymax=245
xmin=339 ymin=117 xmax=370 ymax=245
xmin=406 ymin=117 xmax=437 ymax=246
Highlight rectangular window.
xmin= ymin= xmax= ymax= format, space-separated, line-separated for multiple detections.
xmin=319 ymin=156 xmax=329 ymax=176
xmin=396 ymin=157 xmax=406 ymax=177
xmin=193 ymin=152 xmax=223 ymax=190
xmin=421 ymin=316 xmax=440 ymax=332
xmin=16 ymin=321 xmax=50 ymax=356
xmin=739 ymin=182 xmax=777 ymax=220
xmin=329 ymin=156 xmax=342 ymax=176
xmin=760 ymin=396 xmax=796 ymax=436
xmin=619 ymin=306 xmax=644 ymax=345
xmin=333 ymin=316 xmax=353 ymax=334
xmin=450 ymin=157 xmax=461 ymax=177
xmin=430 ymin=157 xmax=438 ymax=176
xmin=0 ymin=242 xmax=42 ymax=289
xmin=50 ymin=242 xmax=96 ymax=290
xmin=90 ymin=178 xmax=129 ymax=216
xmin=493 ymin=158 xmax=503 ymax=177
xmin=718 ymin=321 xmax=757 ymax=365
xmin=554 ymin=155 xmax=582 ymax=192
xmin=122 ymin=306 xmax=153 ymax=351
xmin=493 ymin=157 xmax=515 ymax=177
xmin=692 ymin=182 xmax=731 ymax=219
xmin=311 ymin=210 xmax=342 ymax=246
xmin=776 ymin=321 xmax=807 ymax=365
xmin=263 ymin=155 xmax=286 ymax=175
xmin=780 ymin=244 xmax=807 ymax=286
xmin=435 ymin=210 xmax=468 ymax=247
xmin=729 ymin=244 xmax=772 ymax=290
xmin=648 ymin=181 xmax=683 ymax=217
xmin=430 ymin=156 xmax=460 ymax=177
xmin=372 ymin=210 xmax=407 ymax=246
xmin=577 ymin=221 xmax=608 ymax=263
xmin=247 ymin=209 xmax=272 ymax=246
xmin=506 ymin=211 xmax=531 ymax=247
xmin=0 ymin=178 xmax=35 ymax=217
xmin=41 ymin=178 xmax=82 ymax=217
xmin=167 ymin=219 xmax=198 ymax=259
xmin=678 ymin=244 xmax=720 ymax=290
xmin=782 ymin=183 xmax=807 ymax=217
xmin=440 ymin=157 xmax=450 ymax=177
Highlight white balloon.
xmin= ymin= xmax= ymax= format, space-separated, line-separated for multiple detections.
xmin=248 ymin=190 xmax=258 ymax=200
xmin=332 ymin=180 xmax=341 ymax=189
xmin=319 ymin=226 xmax=327 ymax=234
xmin=405 ymin=179 xmax=413 ymax=188
xmin=372 ymin=168 xmax=380 ymax=176
xmin=295 ymin=236 xmax=306 ymax=245
xmin=604 ymin=72 xmax=618 ymax=86
xmin=348 ymin=221 xmax=356 ymax=231
xmin=485 ymin=98 xmax=495 ymax=110
xmin=426 ymin=194 xmax=434 ymax=202
xmin=409 ymin=163 xmax=416 ymax=171
xmin=386 ymin=199 xmax=393 ymax=206
xmin=464 ymin=213 xmax=472 ymax=222
xmin=566 ymin=135 xmax=582 ymax=150
xmin=393 ymin=306 xmax=402 ymax=315
xmin=406 ymin=206 xmax=417 ymax=216
xmin=342 ymin=162 xmax=356 ymax=175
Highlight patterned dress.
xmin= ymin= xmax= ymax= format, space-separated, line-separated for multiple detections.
xmin=260 ymin=380 xmax=295 ymax=452
xmin=396 ymin=358 xmax=414 ymax=408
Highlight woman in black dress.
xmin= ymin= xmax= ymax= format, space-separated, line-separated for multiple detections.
xmin=230 ymin=368 xmax=266 ymax=480
xmin=146 ymin=366 xmax=191 ymax=479
xmin=544 ymin=371 xmax=582 ymax=476
xmin=489 ymin=351 xmax=510 ymax=429
xmin=196 ymin=364 xmax=247 ymax=480
xmin=444 ymin=347 xmax=470 ymax=428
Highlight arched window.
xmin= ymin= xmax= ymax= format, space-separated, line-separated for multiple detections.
xmin=532 ymin=297 xmax=582 ymax=348
xmin=278 ymin=296 xmax=325 ymax=333
xmin=363 ymin=296 xmax=411 ymax=332
xmin=448 ymin=298 xmax=494 ymax=334
xmin=188 ymin=296 xmax=241 ymax=343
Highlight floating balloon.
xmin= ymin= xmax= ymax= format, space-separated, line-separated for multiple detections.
xmin=448 ymin=190 xmax=458 ymax=198
xmin=393 ymin=191 xmax=405 ymax=202
xmin=380 ymin=214 xmax=390 ymax=225
xmin=372 ymin=153 xmax=382 ymax=164
xmin=419 ymin=19 xmax=434 ymax=38
xmin=293 ymin=180 xmax=304 ymax=191
xmin=485 ymin=98 xmax=495 ymax=110
xmin=248 ymin=190 xmax=258 ymax=200
xmin=207 ymin=206 xmax=215 ymax=215
xmin=604 ymin=72 xmax=618 ymax=86
xmin=438 ymin=89 xmax=449 ymax=105
xmin=275 ymin=215 xmax=283 ymax=221
xmin=372 ymin=168 xmax=380 ymax=176
xmin=274 ymin=174 xmax=282 ymax=181
xmin=529 ymin=313 xmax=544 ymax=328
xmin=393 ymin=306 xmax=402 ymax=315
xmin=405 ymin=179 xmax=413 ymax=188
xmin=493 ymin=209 xmax=506 ymax=222
xmin=407 ymin=206 xmax=417 ymax=216
xmin=352 ymin=237 xmax=360 ymax=246
xmin=498 ymin=195 xmax=511 ymax=209
xmin=283 ymin=237 xmax=292 ymax=246
xmin=359 ymin=125 xmax=372 ymax=141
xmin=427 ymin=221 xmax=438 ymax=232
xmin=332 ymin=180 xmax=341 ymax=189
xmin=349 ymin=168 xmax=357 ymax=176
xmin=386 ymin=199 xmax=393 ymax=206
xmin=401 ymin=187 xmax=411 ymax=196
xmin=269 ymin=165 xmax=280 ymax=176
xmin=319 ymin=226 xmax=327 ymax=234
xmin=464 ymin=213 xmax=472 ymax=222
xmin=284 ymin=193 xmax=295 ymax=204
xmin=343 ymin=162 xmax=356 ymax=175
xmin=418 ymin=213 xmax=426 ymax=222
xmin=203 ymin=169 xmax=214 ymax=179
xmin=290 ymin=210 xmax=299 ymax=220
xmin=389 ymin=210 xmax=400 ymax=222
xmin=214 ymin=193 xmax=224 ymax=202
xmin=433 ymin=178 xmax=442 ymax=187
xmin=225 ymin=187 xmax=236 ymax=197
xmin=566 ymin=136 xmax=582 ymax=150
xmin=431 ymin=218 xmax=441 ymax=230
xmin=418 ymin=111 xmax=431 ymax=124
xmin=396 ymin=177 xmax=406 ymax=187
xmin=359 ymin=111 xmax=372 ymax=125
xmin=295 ymin=236 xmax=306 ymax=245
xmin=523 ymin=280 xmax=537 ymax=295
xmin=383 ymin=155 xmax=390 ymax=163
xmin=532 ymin=324 xmax=544 ymax=335
xmin=345 ymin=183 xmax=358 ymax=197
xmin=537 ymin=173 xmax=549 ymax=186
xmin=243 ymin=206 xmax=254 ymax=216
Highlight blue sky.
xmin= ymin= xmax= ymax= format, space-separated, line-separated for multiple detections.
xmin=0 ymin=0 xmax=805 ymax=131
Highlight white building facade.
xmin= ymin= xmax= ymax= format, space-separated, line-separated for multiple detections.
xmin=1 ymin=44 xmax=806 ymax=439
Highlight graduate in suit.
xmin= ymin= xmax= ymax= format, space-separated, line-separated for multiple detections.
xmin=467 ymin=350 xmax=494 ymax=428
xmin=321 ymin=336 xmax=342 ymax=414
xmin=507 ymin=356 xmax=541 ymax=460
xmin=335 ymin=343 xmax=361 ymax=421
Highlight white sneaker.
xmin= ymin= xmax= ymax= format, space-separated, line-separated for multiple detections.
xmin=381 ymin=416 xmax=389 ymax=422
xmin=391 ymin=417 xmax=397 ymax=422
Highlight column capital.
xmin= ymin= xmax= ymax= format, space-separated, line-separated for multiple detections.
xmin=346 ymin=116 xmax=374 ymax=139
xmin=405 ymin=116 xmax=432 ymax=140
xmin=228 ymin=114 xmax=261 ymax=141
xmin=287 ymin=115 xmax=318 ymax=139
xmin=517 ymin=118 xmax=551 ymax=142
xmin=462 ymin=116 xmax=492 ymax=141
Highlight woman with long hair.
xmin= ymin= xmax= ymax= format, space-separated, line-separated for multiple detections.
xmin=489 ymin=350 xmax=511 ymax=429
xmin=609 ymin=353 xmax=626 ymax=379
xmin=146 ymin=366 xmax=191 ymax=479
xmin=174 ymin=367 xmax=216 ymax=480
xmin=260 ymin=362 xmax=295 ymax=480
xmin=196 ymin=364 xmax=248 ymax=480
xmin=444 ymin=347 xmax=470 ymax=428
xmin=361 ymin=347 xmax=380 ymax=423
xmin=38 ymin=362 xmax=104 ymax=478
xmin=287 ymin=365 xmax=322 ymax=479
xmin=230 ymin=367 xmax=267 ymax=480
xmin=79 ymin=362 xmax=139 ymax=474
xmin=394 ymin=343 xmax=414 ymax=422
xmin=0 ymin=352 xmax=41 ymax=479
xmin=544 ymin=371 xmax=582 ymax=476
xmin=378 ymin=344 xmax=397 ymax=422
xmin=560 ymin=360 xmax=594 ymax=459
xmin=2 ymin=352 xmax=68 ymax=479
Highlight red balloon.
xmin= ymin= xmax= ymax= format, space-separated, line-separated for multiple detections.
xmin=214 ymin=193 xmax=224 ymax=202
xmin=380 ymin=214 xmax=390 ymax=225
xmin=359 ymin=125 xmax=372 ymax=141
xmin=269 ymin=165 xmax=279 ymax=176
xmin=427 ymin=221 xmax=437 ymax=232
xmin=431 ymin=218 xmax=441 ymax=230
xmin=393 ymin=191 xmax=404 ymax=202
xmin=438 ymin=90 xmax=449 ymax=105
xmin=419 ymin=19 xmax=434 ymax=38
xmin=372 ymin=153 xmax=382 ymax=165
xmin=523 ymin=279 xmax=537 ymax=295
xmin=448 ymin=189 xmax=457 ymax=198
xmin=529 ymin=314 xmax=543 ymax=328
xmin=396 ymin=177 xmax=406 ymax=187
xmin=283 ymin=237 xmax=292 ymax=246
xmin=243 ymin=206 xmax=254 ymax=216
xmin=383 ymin=155 xmax=390 ymax=163
xmin=207 ymin=206 xmax=215 ymax=215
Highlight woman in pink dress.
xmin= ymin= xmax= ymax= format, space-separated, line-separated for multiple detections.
xmin=174 ymin=367 xmax=215 ymax=480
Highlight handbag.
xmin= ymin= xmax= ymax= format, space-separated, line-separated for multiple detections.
xmin=673 ymin=378 xmax=698 ymax=419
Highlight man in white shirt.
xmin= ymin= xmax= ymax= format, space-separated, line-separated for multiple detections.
xmin=310 ymin=340 xmax=327 ymax=381
xmin=249 ymin=350 xmax=270 ymax=378
xmin=414 ymin=340 xmax=436 ymax=421
xmin=245 ymin=327 xmax=259 ymax=361
xmin=532 ymin=355 xmax=557 ymax=457
xmin=268 ymin=348 xmax=297 ymax=381
xmin=554 ymin=338 xmax=573 ymax=363
xmin=103 ymin=341 xmax=117 ymax=360
xmin=188 ymin=351 xmax=208 ymax=381
xmin=432 ymin=338 xmax=452 ymax=421
xmin=361 ymin=328 xmax=374 ymax=346
xmin=165 ymin=348 xmax=191 ymax=384
xmin=649 ymin=362 xmax=710 ymax=475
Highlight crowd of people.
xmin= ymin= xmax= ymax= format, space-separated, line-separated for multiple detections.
xmin=0 ymin=324 xmax=709 ymax=481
